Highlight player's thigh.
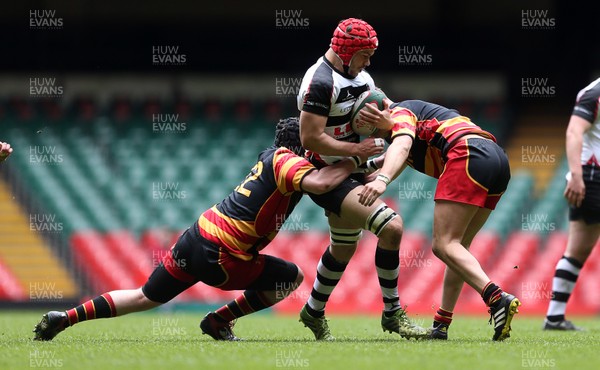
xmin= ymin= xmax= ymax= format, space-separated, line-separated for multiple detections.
xmin=245 ymin=255 xmax=300 ymax=291
xmin=461 ymin=207 xmax=492 ymax=247
xmin=433 ymin=200 xmax=479 ymax=247
xmin=339 ymin=186 xmax=402 ymax=247
xmin=338 ymin=186 xmax=397 ymax=228
xmin=308 ymin=176 xmax=363 ymax=216
xmin=142 ymin=227 xmax=201 ymax=303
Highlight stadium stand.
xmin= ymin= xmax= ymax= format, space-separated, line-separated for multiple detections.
xmin=1 ymin=96 xmax=597 ymax=316
xmin=0 ymin=180 xmax=78 ymax=300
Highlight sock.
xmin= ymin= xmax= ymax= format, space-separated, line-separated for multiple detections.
xmin=481 ymin=282 xmax=503 ymax=307
xmin=305 ymin=246 xmax=347 ymax=318
xmin=214 ymin=290 xmax=270 ymax=322
xmin=375 ymin=246 xmax=400 ymax=315
xmin=66 ymin=293 xmax=117 ymax=326
xmin=433 ymin=307 xmax=453 ymax=327
xmin=546 ymin=256 xmax=583 ymax=322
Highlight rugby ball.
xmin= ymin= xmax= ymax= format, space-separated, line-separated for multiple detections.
xmin=350 ymin=90 xmax=387 ymax=136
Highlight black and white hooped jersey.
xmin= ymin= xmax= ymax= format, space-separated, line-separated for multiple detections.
xmin=572 ymin=77 xmax=600 ymax=166
xmin=297 ymin=56 xmax=376 ymax=167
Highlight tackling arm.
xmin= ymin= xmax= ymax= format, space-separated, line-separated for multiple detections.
xmin=300 ymin=111 xmax=384 ymax=157
xmin=301 ymin=156 xmax=365 ymax=195
xmin=358 ymin=135 xmax=413 ymax=207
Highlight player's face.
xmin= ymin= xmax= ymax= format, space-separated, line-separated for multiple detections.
xmin=348 ymin=49 xmax=375 ymax=77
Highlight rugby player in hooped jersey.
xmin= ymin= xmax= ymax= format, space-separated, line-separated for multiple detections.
xmin=297 ymin=18 xmax=427 ymax=341
xmin=358 ymin=99 xmax=521 ymax=341
xmin=33 ymin=118 xmax=370 ymax=342
xmin=544 ymin=78 xmax=600 ymax=331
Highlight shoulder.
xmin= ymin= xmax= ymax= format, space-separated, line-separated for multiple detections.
xmin=573 ymin=78 xmax=600 ymax=122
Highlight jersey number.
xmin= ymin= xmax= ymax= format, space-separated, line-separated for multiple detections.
xmin=235 ymin=161 xmax=263 ymax=197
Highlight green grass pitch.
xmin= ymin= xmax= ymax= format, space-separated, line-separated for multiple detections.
xmin=1 ymin=311 xmax=599 ymax=369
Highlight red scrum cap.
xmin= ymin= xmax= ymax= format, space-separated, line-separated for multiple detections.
xmin=330 ymin=18 xmax=378 ymax=66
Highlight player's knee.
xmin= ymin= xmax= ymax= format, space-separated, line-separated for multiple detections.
xmin=378 ymin=217 xmax=403 ymax=249
xmin=329 ymin=243 xmax=357 ymax=262
xmin=138 ymin=288 xmax=161 ymax=306
xmin=330 ymin=227 xmax=362 ymax=246
xmin=431 ymin=239 xmax=451 ymax=261
xmin=365 ymin=203 xmax=399 ymax=239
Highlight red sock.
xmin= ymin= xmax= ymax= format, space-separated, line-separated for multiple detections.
xmin=481 ymin=282 xmax=503 ymax=307
xmin=215 ymin=290 xmax=270 ymax=322
xmin=66 ymin=293 xmax=117 ymax=326
xmin=433 ymin=307 xmax=453 ymax=326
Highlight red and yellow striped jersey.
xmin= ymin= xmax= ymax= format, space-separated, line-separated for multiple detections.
xmin=389 ymin=100 xmax=496 ymax=178
xmin=198 ymin=147 xmax=315 ymax=260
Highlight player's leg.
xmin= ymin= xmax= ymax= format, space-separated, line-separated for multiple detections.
xmin=202 ymin=252 xmax=303 ymax=341
xmin=337 ymin=187 xmax=426 ymax=339
xmin=300 ymin=212 xmax=359 ymax=340
xmin=301 ymin=178 xmax=362 ymax=340
xmin=430 ymin=207 xmax=491 ymax=339
xmin=545 ymin=220 xmax=600 ymax=330
xmin=33 ymin=226 xmax=202 ymax=341
xmin=33 ymin=262 xmax=192 ymax=341
xmin=432 ymin=137 xmax=518 ymax=341
xmin=433 ymin=200 xmax=520 ymax=341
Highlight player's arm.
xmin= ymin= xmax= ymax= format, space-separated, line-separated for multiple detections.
xmin=302 ymin=156 xmax=366 ymax=195
xmin=0 ymin=142 xmax=13 ymax=162
xmin=564 ymin=115 xmax=592 ymax=207
xmin=300 ymin=111 xmax=384 ymax=157
xmin=358 ymin=134 xmax=413 ymax=207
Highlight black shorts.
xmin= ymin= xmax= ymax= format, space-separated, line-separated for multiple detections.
xmin=142 ymin=222 xmax=298 ymax=303
xmin=307 ymin=173 xmax=364 ymax=216
xmin=569 ymin=165 xmax=600 ymax=224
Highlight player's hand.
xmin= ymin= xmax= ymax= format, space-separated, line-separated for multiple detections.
xmin=355 ymin=137 xmax=384 ymax=157
xmin=358 ymin=180 xmax=387 ymax=207
xmin=358 ymin=99 xmax=393 ymax=130
xmin=564 ymin=173 xmax=585 ymax=207
xmin=0 ymin=142 xmax=13 ymax=162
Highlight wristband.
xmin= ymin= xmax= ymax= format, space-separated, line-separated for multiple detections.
xmin=366 ymin=159 xmax=379 ymax=171
xmin=376 ymin=174 xmax=390 ymax=185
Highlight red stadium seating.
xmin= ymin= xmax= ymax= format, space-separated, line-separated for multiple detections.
xmin=0 ymin=259 xmax=26 ymax=300
xmin=103 ymin=231 xmax=154 ymax=286
xmin=71 ymin=232 xmax=137 ymax=292
xmin=69 ymin=229 xmax=600 ymax=316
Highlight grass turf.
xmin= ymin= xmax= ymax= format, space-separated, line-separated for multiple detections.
xmin=1 ymin=311 xmax=599 ymax=369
